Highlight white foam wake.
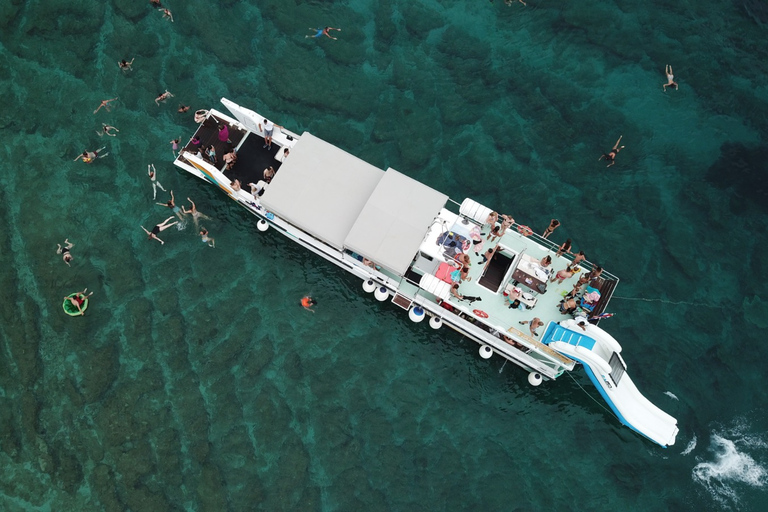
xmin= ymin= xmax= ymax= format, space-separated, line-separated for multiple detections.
xmin=692 ymin=429 xmax=768 ymax=508
xmin=681 ymin=434 xmax=696 ymax=456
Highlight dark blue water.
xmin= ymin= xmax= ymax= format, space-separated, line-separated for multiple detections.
xmin=1 ymin=0 xmax=767 ymax=510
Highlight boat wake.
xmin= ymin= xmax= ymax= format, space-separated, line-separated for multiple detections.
xmin=692 ymin=421 xmax=768 ymax=508
xmin=681 ymin=434 xmax=697 ymax=456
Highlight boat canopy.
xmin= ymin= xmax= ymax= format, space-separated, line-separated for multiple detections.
xmin=260 ymin=132 xmax=384 ymax=250
xmin=344 ymin=169 xmax=448 ymax=276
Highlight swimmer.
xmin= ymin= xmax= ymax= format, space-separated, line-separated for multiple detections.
xmin=73 ymin=147 xmax=108 ymax=163
xmin=97 ymin=123 xmax=119 ymax=137
xmin=56 ymin=238 xmax=75 ymax=266
xmin=155 ymin=90 xmax=174 ymax=105
xmin=182 ymin=197 xmax=211 ymax=228
xmin=170 ymin=138 xmax=180 ymax=157
xmin=199 ymin=227 xmax=215 ymax=248
xmin=157 ymin=190 xmax=184 ymax=219
xmin=305 ymin=27 xmax=341 ymax=40
xmin=663 ymin=64 xmax=678 ymax=91
xmin=504 ymin=0 xmax=527 ymax=5
xmin=159 ymin=7 xmax=173 ymax=22
xmin=148 ymin=164 xmax=166 ymax=200
xmin=118 ymin=58 xmax=134 ymax=71
xmin=177 ymin=105 xmax=190 ymax=113
xmin=599 ymin=136 xmax=625 ymax=168
xmin=93 ymin=97 xmax=118 ymax=114
xmin=64 ymin=288 xmax=93 ymax=316
xmin=301 ymin=296 xmax=317 ymax=313
xmin=150 ymin=0 xmax=161 ymax=6
xmin=141 ymin=216 xmax=178 ymax=245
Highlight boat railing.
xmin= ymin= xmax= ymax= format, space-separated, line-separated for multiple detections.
xmin=506 ymin=325 xmax=575 ymax=368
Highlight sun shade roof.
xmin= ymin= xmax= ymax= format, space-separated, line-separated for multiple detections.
xmin=260 ymin=132 xmax=385 ymax=250
xmin=344 ymin=168 xmax=448 ymax=275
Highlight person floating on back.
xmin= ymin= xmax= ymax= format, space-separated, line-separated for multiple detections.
xmin=306 ymin=27 xmax=341 ymax=40
xmin=599 ymin=136 xmax=624 ymax=167
xmin=663 ymin=64 xmax=678 ymax=91
xmin=57 ymin=239 xmax=75 ymax=266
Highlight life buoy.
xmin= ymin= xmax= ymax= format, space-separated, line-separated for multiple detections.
xmin=194 ymin=109 xmax=209 ymax=123
xmin=517 ymin=225 xmax=533 ymax=236
xmin=473 ymin=309 xmax=489 ymax=319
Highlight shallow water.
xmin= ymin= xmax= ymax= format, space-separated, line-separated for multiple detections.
xmin=1 ymin=0 xmax=768 ymax=510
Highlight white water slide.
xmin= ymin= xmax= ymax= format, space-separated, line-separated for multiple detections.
xmin=542 ymin=319 xmax=679 ymax=447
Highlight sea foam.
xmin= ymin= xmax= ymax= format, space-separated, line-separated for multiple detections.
xmin=692 ymin=429 xmax=768 ymax=508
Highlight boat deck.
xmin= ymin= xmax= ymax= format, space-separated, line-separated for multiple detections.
xmin=423 ymin=225 xmax=616 ymax=340
xmin=224 ymin=131 xmax=284 ymax=186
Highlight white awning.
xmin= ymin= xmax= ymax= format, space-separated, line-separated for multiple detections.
xmin=260 ymin=132 xmax=385 ymax=250
xmin=344 ymin=169 xmax=448 ymax=276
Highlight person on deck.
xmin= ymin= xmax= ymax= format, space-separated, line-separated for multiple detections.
xmin=218 ymin=124 xmax=231 ymax=144
xmin=519 ymin=317 xmax=544 ymax=337
xmin=258 ymin=118 xmax=282 ymax=150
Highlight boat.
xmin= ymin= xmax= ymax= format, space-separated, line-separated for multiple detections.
xmin=173 ymin=98 xmax=679 ymax=447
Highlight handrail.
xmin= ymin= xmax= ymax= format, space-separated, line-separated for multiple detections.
xmin=506 ymin=326 xmax=575 ymax=368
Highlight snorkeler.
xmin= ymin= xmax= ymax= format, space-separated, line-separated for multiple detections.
xmin=306 ymin=27 xmax=341 ymax=40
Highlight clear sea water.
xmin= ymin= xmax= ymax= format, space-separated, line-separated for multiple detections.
xmin=1 ymin=0 xmax=768 ymax=510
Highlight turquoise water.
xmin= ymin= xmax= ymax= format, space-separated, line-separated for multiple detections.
xmin=2 ymin=0 xmax=768 ymax=510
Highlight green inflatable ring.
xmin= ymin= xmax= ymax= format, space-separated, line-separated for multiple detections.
xmin=63 ymin=293 xmax=88 ymax=316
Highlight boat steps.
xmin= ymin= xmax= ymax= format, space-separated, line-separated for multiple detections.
xmin=391 ymin=293 xmax=413 ymax=310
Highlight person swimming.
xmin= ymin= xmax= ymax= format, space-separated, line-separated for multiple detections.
xmin=301 ymin=296 xmax=317 ymax=312
xmin=599 ymin=136 xmax=625 ymax=168
xmin=306 ymin=27 xmax=341 ymax=40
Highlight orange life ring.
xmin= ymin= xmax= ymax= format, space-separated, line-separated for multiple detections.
xmin=517 ymin=225 xmax=533 ymax=236
xmin=473 ymin=309 xmax=489 ymax=319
